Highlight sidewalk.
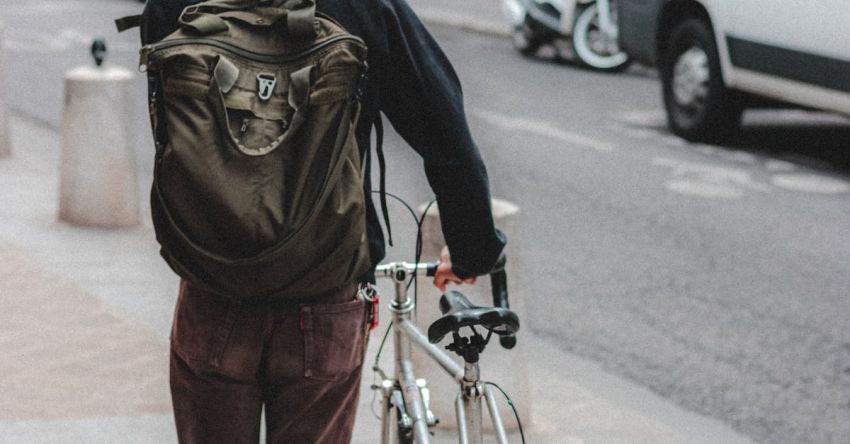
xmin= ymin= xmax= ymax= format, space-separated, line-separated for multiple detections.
xmin=0 ymin=114 xmax=755 ymax=443
xmin=408 ymin=0 xmax=510 ymax=37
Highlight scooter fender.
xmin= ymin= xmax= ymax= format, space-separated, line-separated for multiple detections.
xmin=502 ymin=0 xmax=528 ymax=27
xmin=558 ymin=0 xmax=595 ymax=35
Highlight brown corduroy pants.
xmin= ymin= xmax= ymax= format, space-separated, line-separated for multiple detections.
xmin=169 ymin=280 xmax=370 ymax=443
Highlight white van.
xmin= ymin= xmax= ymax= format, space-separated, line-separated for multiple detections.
xmin=617 ymin=0 xmax=850 ymax=141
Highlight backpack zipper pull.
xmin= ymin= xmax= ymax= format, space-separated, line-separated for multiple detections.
xmin=139 ymin=46 xmax=153 ymax=72
xmin=240 ymin=119 xmax=250 ymax=134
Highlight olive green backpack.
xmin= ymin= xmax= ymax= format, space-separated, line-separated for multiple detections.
xmin=118 ymin=0 xmax=372 ymax=300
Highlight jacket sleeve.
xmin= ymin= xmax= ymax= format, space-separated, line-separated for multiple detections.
xmin=140 ymin=0 xmax=202 ymax=44
xmin=375 ymin=0 xmax=507 ymax=278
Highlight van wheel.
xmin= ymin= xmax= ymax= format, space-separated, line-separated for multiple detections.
xmin=661 ymin=19 xmax=742 ymax=142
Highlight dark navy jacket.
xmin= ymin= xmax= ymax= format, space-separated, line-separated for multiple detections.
xmin=141 ymin=0 xmax=506 ymax=279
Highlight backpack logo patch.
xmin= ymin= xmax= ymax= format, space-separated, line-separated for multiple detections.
xmin=257 ymin=73 xmax=277 ymax=101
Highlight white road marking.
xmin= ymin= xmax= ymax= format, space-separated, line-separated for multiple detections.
xmin=653 ymin=157 xmax=770 ymax=199
xmin=654 ymin=157 xmax=849 ymax=197
xmin=666 ymin=180 xmax=745 ymax=199
xmin=661 ymin=136 xmax=688 ymax=147
xmin=473 ymin=110 xmax=616 ymax=152
xmin=612 ymin=110 xmax=696 ymax=147
xmin=616 ymin=127 xmax=657 ymax=140
xmin=693 ymin=145 xmax=720 ymax=156
xmin=718 ymin=150 xmax=758 ymax=165
xmin=770 ymin=174 xmax=850 ymax=194
xmin=612 ymin=109 xmax=666 ymax=127
xmin=764 ymin=160 xmax=797 ymax=172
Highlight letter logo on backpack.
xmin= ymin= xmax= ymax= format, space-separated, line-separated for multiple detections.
xmin=256 ymin=73 xmax=277 ymax=101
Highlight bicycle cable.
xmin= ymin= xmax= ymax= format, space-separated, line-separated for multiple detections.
xmin=369 ymin=191 xmax=435 ymax=421
xmin=370 ymin=191 xmax=436 ymax=369
xmin=483 ymin=381 xmax=526 ymax=444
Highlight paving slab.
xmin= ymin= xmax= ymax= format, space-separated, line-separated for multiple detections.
xmin=0 ymin=414 xmax=176 ymax=444
xmin=0 ymin=245 xmax=170 ymax=424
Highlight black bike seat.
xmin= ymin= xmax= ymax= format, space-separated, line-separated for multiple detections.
xmin=427 ymin=291 xmax=519 ymax=344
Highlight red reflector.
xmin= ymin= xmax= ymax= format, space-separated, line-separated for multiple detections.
xmin=370 ymin=296 xmax=379 ymax=330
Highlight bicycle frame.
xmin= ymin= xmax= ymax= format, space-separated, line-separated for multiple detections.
xmin=373 ymin=262 xmax=510 ymax=444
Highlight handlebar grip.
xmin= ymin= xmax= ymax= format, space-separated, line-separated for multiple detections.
xmin=491 ymin=252 xmax=507 ymax=273
xmin=489 ymin=254 xmax=516 ymax=349
xmin=490 ymin=268 xmax=509 ymax=309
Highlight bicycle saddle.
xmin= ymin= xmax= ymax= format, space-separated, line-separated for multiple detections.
xmin=427 ymin=291 xmax=520 ymax=344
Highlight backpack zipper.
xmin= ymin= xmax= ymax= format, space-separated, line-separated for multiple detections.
xmin=139 ymin=34 xmax=365 ymax=72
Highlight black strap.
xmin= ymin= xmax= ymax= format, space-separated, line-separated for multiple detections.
xmin=115 ymin=14 xmax=143 ymax=33
xmin=374 ymin=116 xmax=393 ymax=247
xmin=148 ymin=74 xmax=168 ymax=156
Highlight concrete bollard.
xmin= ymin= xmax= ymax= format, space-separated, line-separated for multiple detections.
xmin=414 ymin=198 xmax=529 ymax=431
xmin=0 ymin=22 xmax=10 ymax=158
xmin=58 ymin=64 xmax=139 ymax=228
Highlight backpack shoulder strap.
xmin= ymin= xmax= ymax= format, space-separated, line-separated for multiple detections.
xmin=374 ymin=116 xmax=393 ymax=247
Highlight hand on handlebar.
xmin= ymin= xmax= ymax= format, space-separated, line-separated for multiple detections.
xmin=433 ymin=246 xmax=477 ymax=292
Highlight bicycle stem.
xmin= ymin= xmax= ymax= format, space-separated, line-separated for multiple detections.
xmin=374 ymin=261 xmax=439 ymax=282
xmin=386 ymin=264 xmax=433 ymax=443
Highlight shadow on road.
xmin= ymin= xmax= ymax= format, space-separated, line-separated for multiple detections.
xmin=641 ymin=111 xmax=850 ymax=176
xmin=732 ymin=122 xmax=850 ymax=175
xmin=521 ymin=43 xmax=658 ymax=79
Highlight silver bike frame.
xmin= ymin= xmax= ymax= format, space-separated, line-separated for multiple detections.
xmin=374 ymin=262 xmax=509 ymax=444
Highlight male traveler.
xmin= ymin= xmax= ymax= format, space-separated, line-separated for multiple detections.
xmin=140 ymin=0 xmax=506 ymax=442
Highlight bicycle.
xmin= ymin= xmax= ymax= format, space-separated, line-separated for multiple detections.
xmin=364 ymin=254 xmax=524 ymax=444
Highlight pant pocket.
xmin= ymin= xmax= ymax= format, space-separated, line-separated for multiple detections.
xmin=171 ymin=281 xmax=239 ymax=369
xmin=301 ymin=298 xmax=367 ymax=381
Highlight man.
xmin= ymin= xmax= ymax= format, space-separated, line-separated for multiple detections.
xmin=142 ymin=0 xmax=506 ymax=442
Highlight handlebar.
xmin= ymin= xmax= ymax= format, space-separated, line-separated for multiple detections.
xmin=373 ymin=261 xmax=439 ymax=280
xmin=374 ymin=253 xmax=516 ymax=349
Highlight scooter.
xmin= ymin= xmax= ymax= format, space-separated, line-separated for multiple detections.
xmin=502 ymin=0 xmax=630 ymax=72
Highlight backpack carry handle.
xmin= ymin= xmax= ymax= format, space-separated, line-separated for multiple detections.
xmin=180 ymin=0 xmax=317 ymax=38
xmin=210 ymin=56 xmax=314 ymax=157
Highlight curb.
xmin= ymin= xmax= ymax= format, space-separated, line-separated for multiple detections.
xmin=417 ymin=10 xmax=511 ymax=38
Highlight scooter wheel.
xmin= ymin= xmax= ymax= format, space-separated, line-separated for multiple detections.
xmin=572 ymin=4 xmax=630 ymax=72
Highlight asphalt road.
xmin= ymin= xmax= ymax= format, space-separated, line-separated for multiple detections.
xmin=2 ymin=1 xmax=850 ymax=443
xmin=424 ymin=29 xmax=850 ymax=444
